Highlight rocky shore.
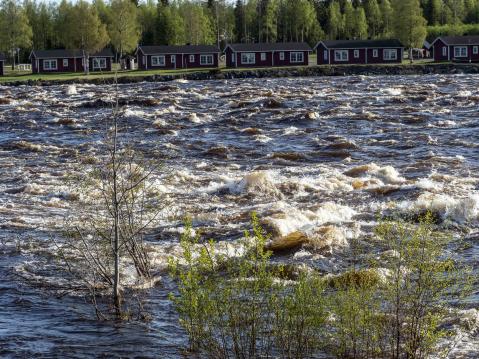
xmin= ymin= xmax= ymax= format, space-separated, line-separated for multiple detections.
xmin=3 ymin=63 xmax=479 ymax=86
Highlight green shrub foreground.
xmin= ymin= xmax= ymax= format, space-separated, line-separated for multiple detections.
xmin=169 ymin=213 xmax=471 ymax=359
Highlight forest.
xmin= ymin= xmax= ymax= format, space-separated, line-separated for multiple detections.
xmin=1 ymin=0 xmax=479 ymax=64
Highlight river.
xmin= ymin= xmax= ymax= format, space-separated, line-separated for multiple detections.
xmin=0 ymin=75 xmax=478 ymax=357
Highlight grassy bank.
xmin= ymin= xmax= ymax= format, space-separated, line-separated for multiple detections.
xmin=1 ymin=59 xmax=474 ymax=85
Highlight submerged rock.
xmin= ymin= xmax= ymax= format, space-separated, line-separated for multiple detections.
xmin=265 ymin=231 xmax=308 ymax=252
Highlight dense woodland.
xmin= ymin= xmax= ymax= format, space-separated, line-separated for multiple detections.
xmin=1 ymin=0 xmax=479 ymax=64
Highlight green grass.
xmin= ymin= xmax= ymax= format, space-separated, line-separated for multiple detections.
xmin=0 ymin=66 xmax=220 ymax=83
xmin=0 ymin=58 xmax=467 ymax=84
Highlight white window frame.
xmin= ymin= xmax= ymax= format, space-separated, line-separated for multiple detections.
xmin=189 ymin=54 xmax=195 ymax=62
xmin=62 ymin=59 xmax=68 ymax=67
xmin=323 ymin=50 xmax=328 ymax=60
xmin=231 ymin=53 xmax=235 ymax=63
xmin=43 ymin=59 xmax=57 ymax=70
xmin=279 ymin=52 xmax=285 ymax=60
xmin=290 ymin=52 xmax=304 ymax=63
xmin=171 ymin=55 xmax=176 ymax=64
xmin=151 ymin=55 xmax=165 ymax=66
xmin=241 ymin=52 xmax=255 ymax=64
xmin=442 ymin=46 xmax=447 ymax=56
xmin=474 ymin=46 xmax=478 ymax=55
xmin=354 ymin=49 xmax=359 ymax=58
xmin=92 ymin=57 xmax=107 ymax=69
xmin=334 ymin=50 xmax=348 ymax=62
xmin=373 ymin=49 xmax=378 ymax=58
xmin=454 ymin=46 xmax=467 ymax=57
xmin=260 ymin=52 xmax=266 ymax=61
xmin=200 ymin=54 xmax=214 ymax=65
xmin=383 ymin=49 xmax=397 ymax=60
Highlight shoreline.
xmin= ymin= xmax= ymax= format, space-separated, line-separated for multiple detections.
xmin=2 ymin=63 xmax=479 ymax=86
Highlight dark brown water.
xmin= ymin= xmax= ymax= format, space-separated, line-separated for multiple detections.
xmin=0 ymin=75 xmax=478 ymax=357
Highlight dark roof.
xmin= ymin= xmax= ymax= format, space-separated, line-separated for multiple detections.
xmin=31 ymin=48 xmax=114 ymax=59
xmin=138 ymin=45 xmax=220 ymax=55
xmin=226 ymin=42 xmax=312 ymax=52
xmin=0 ymin=53 xmax=5 ymax=61
xmin=316 ymin=39 xmax=403 ymax=49
xmin=435 ymin=36 xmax=479 ymax=45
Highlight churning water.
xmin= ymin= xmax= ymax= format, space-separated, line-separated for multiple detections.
xmin=0 ymin=75 xmax=478 ymax=357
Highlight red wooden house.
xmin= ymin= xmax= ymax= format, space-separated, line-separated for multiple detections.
xmin=431 ymin=36 xmax=479 ymax=62
xmin=136 ymin=45 xmax=220 ymax=70
xmin=314 ymin=39 xmax=404 ymax=65
xmin=30 ymin=49 xmax=114 ymax=73
xmin=0 ymin=53 xmax=5 ymax=76
xmin=224 ymin=42 xmax=311 ymax=68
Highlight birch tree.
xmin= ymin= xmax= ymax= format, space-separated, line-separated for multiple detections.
xmin=0 ymin=0 xmax=32 ymax=69
xmin=393 ymin=0 xmax=427 ymax=62
xmin=108 ymin=0 xmax=140 ymax=59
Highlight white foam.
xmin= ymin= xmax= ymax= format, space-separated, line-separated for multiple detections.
xmin=401 ymin=192 xmax=479 ymax=223
xmin=65 ymin=85 xmax=77 ymax=95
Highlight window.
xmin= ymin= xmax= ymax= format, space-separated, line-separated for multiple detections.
xmin=373 ymin=49 xmax=378 ymax=57
xmin=290 ymin=52 xmax=304 ymax=63
xmin=63 ymin=59 xmax=68 ymax=67
xmin=324 ymin=50 xmax=328 ymax=60
xmin=189 ymin=54 xmax=195 ymax=62
xmin=279 ymin=52 xmax=285 ymax=60
xmin=454 ymin=46 xmax=467 ymax=57
xmin=231 ymin=53 xmax=235 ymax=63
xmin=383 ymin=49 xmax=397 ymax=60
xmin=474 ymin=46 xmax=478 ymax=55
xmin=354 ymin=50 xmax=359 ymax=58
xmin=200 ymin=54 xmax=214 ymax=65
xmin=151 ymin=55 xmax=165 ymax=66
xmin=334 ymin=50 xmax=348 ymax=61
xmin=241 ymin=53 xmax=255 ymax=64
xmin=92 ymin=58 xmax=107 ymax=69
xmin=43 ymin=59 xmax=57 ymax=70
xmin=442 ymin=46 xmax=447 ymax=56
xmin=171 ymin=55 xmax=176 ymax=64
xmin=261 ymin=52 xmax=266 ymax=61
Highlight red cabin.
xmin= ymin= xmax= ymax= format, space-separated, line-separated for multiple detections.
xmin=30 ymin=49 xmax=114 ymax=74
xmin=224 ymin=42 xmax=311 ymax=68
xmin=136 ymin=45 xmax=220 ymax=70
xmin=431 ymin=36 xmax=479 ymax=63
xmin=0 ymin=53 xmax=5 ymax=76
xmin=314 ymin=39 xmax=404 ymax=65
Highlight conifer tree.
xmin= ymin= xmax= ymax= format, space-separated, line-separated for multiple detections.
xmin=364 ymin=0 xmax=382 ymax=38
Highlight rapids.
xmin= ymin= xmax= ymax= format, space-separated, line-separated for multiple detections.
xmin=0 ymin=75 xmax=478 ymax=357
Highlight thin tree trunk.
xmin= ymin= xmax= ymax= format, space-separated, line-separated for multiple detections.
xmin=112 ymin=108 xmax=121 ymax=316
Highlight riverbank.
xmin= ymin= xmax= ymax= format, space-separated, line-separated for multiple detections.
xmin=1 ymin=62 xmax=479 ymax=86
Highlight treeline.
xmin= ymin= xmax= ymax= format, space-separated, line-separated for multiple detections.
xmin=1 ymin=0 xmax=479 ymax=64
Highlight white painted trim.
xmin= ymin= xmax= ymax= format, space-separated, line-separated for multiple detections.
xmin=383 ymin=49 xmax=398 ymax=60
xmin=290 ymin=51 xmax=304 ymax=63
xmin=43 ymin=59 xmax=58 ymax=70
xmin=151 ymin=55 xmax=166 ymax=67
xmin=453 ymin=46 xmax=468 ymax=57
xmin=334 ymin=49 xmax=349 ymax=62
xmin=200 ymin=54 xmax=214 ymax=65
xmin=240 ymin=52 xmax=255 ymax=65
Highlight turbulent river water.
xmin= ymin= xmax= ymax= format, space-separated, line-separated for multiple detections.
xmin=0 ymin=75 xmax=478 ymax=358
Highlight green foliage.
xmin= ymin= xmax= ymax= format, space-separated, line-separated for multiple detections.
xmin=56 ymin=0 xmax=109 ymax=56
xmin=171 ymin=212 xmax=471 ymax=359
xmin=393 ymin=0 xmax=427 ymax=51
xmin=155 ymin=2 xmax=185 ymax=45
xmin=169 ymin=213 xmax=329 ymax=358
xmin=0 ymin=0 xmax=33 ymax=61
xmin=108 ymin=0 xmax=140 ymax=55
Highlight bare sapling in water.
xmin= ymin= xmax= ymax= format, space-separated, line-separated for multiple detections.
xmin=55 ymin=82 xmax=163 ymax=319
